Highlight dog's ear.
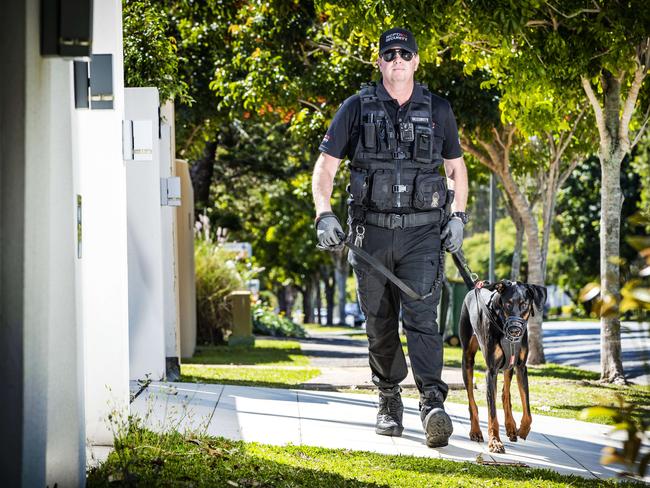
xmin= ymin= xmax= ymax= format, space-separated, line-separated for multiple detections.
xmin=526 ymin=285 xmax=547 ymax=316
xmin=486 ymin=280 xmax=509 ymax=294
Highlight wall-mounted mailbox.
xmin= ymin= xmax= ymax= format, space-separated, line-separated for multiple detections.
xmin=160 ymin=177 xmax=182 ymax=207
xmin=73 ymin=54 xmax=113 ymax=110
xmin=41 ymin=0 xmax=94 ymax=57
xmin=123 ymin=120 xmax=153 ymax=161
xmin=73 ymin=61 xmax=89 ymax=108
xmin=90 ymin=54 xmax=114 ymax=109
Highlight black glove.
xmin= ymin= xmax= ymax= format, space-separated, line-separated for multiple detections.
xmin=315 ymin=212 xmax=346 ymax=251
xmin=441 ymin=217 xmax=464 ymax=253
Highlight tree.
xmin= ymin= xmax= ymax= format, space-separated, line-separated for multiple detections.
xmin=450 ymin=1 xmax=650 ymax=382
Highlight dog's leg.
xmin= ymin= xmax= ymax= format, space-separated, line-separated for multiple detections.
xmin=502 ymin=368 xmax=517 ymax=442
xmin=515 ymin=364 xmax=532 ymax=440
xmin=462 ymin=335 xmax=483 ymax=442
xmin=486 ymin=368 xmax=505 ymax=453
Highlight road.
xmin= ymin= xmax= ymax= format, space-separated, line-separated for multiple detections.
xmin=542 ymin=320 xmax=650 ymax=385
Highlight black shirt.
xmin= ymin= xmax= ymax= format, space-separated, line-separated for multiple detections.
xmin=319 ymin=80 xmax=463 ymax=161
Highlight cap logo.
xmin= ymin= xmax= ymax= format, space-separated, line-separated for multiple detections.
xmin=385 ymin=32 xmax=409 ymax=43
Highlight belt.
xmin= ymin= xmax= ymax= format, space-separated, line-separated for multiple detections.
xmin=365 ymin=210 xmax=442 ymax=230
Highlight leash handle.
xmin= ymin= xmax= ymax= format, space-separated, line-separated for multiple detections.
xmin=451 ymin=249 xmax=478 ymax=290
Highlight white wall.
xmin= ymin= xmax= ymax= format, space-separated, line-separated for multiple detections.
xmin=160 ymin=102 xmax=181 ymax=370
xmin=77 ymin=0 xmax=131 ymax=446
xmin=126 ymin=87 xmax=167 ymax=381
xmin=23 ymin=1 xmax=80 ymax=484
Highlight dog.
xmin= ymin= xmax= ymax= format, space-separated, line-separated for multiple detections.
xmin=459 ymin=280 xmax=547 ymax=453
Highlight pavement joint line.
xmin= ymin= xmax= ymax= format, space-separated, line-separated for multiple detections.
xmin=541 ymin=432 xmax=601 ymax=481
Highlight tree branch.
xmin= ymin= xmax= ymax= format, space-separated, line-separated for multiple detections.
xmin=631 ymin=102 xmax=650 ymax=148
xmin=558 ymin=156 xmax=581 ymax=188
xmin=620 ymin=42 xmax=649 ymax=144
xmin=305 ymin=39 xmax=374 ymax=66
xmin=581 ymin=76 xmax=607 ymax=141
xmin=544 ymin=1 xmax=600 ymax=20
xmin=298 ymin=98 xmax=323 ymax=113
xmin=460 ymin=136 xmax=497 ymax=173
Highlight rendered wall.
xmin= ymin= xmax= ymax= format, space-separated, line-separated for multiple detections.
xmin=176 ymin=160 xmax=197 ymax=358
xmin=126 ymin=87 xmax=167 ymax=381
xmin=160 ymin=101 xmax=181 ymax=376
xmin=77 ymin=0 xmax=131 ymax=447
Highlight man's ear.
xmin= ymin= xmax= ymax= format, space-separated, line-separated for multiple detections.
xmin=526 ymin=285 xmax=547 ymax=316
xmin=486 ymin=280 xmax=509 ymax=294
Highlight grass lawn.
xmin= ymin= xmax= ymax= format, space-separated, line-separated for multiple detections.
xmin=87 ymin=427 xmax=636 ymax=487
xmin=183 ymin=339 xmax=309 ymax=366
xmin=181 ymin=365 xmax=320 ymax=388
xmin=397 ymin=356 xmax=650 ymax=425
xmin=303 ymin=322 xmax=367 ymax=336
xmin=181 ymin=339 xmax=319 ymax=387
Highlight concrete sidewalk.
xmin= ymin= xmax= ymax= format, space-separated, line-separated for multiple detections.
xmin=128 ymin=381 xmax=646 ymax=483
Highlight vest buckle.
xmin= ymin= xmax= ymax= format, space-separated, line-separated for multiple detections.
xmin=392 ymin=185 xmax=408 ymax=193
xmin=392 ymin=151 xmax=407 ymax=159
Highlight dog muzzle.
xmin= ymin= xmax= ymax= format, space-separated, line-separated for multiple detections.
xmin=504 ymin=316 xmax=527 ymax=343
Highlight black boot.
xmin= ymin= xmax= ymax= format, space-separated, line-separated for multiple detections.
xmin=420 ymin=390 xmax=453 ymax=447
xmin=376 ymin=386 xmax=404 ymax=436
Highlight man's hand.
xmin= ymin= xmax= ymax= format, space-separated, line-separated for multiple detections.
xmin=316 ymin=212 xmax=346 ymax=251
xmin=441 ymin=217 xmax=464 ymax=253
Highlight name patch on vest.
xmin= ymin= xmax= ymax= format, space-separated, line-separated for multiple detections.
xmin=411 ymin=116 xmax=429 ymax=124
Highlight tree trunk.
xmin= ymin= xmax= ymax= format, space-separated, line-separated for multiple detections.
xmin=277 ymin=285 xmax=287 ymax=315
xmin=315 ymin=276 xmax=322 ymax=325
xmin=334 ymin=252 xmax=349 ymax=325
xmin=598 ymin=71 xmax=627 ymax=383
xmin=189 ymin=140 xmax=217 ymax=210
xmin=302 ymin=278 xmax=315 ymax=324
xmin=500 ymin=172 xmax=546 ymax=364
xmin=322 ymin=267 xmax=335 ymax=325
xmin=503 ymin=196 xmax=524 ymax=281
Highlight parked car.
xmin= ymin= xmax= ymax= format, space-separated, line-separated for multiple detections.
xmin=345 ymin=302 xmax=366 ymax=328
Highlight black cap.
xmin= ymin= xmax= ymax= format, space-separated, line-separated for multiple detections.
xmin=379 ymin=28 xmax=418 ymax=54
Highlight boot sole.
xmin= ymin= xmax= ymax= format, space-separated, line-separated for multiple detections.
xmin=424 ymin=408 xmax=453 ymax=448
xmin=375 ymin=425 xmax=404 ymax=437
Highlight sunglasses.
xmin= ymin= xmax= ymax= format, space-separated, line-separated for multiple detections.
xmin=380 ymin=49 xmax=415 ymax=62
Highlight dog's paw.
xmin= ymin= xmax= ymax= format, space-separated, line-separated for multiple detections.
xmin=505 ymin=423 xmax=517 ymax=441
xmin=517 ymin=425 xmax=530 ymax=440
xmin=488 ymin=438 xmax=505 ymax=453
xmin=469 ymin=430 xmax=484 ymax=442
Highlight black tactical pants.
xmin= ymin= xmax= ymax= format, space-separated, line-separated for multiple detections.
xmin=349 ymin=221 xmax=448 ymax=400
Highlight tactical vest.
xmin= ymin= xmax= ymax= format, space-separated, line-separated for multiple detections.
xmin=347 ymin=82 xmax=447 ymax=220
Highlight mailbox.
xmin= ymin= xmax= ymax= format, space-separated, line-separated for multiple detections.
xmin=41 ymin=0 xmax=93 ymax=57
xmin=123 ymin=120 xmax=153 ymax=161
xmin=160 ymin=177 xmax=181 ymax=206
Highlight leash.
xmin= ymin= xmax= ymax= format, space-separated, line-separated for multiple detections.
xmin=344 ymin=241 xmax=432 ymax=301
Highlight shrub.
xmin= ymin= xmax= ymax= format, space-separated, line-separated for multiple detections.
xmin=195 ymin=240 xmax=243 ymax=344
xmin=252 ymin=303 xmax=306 ymax=338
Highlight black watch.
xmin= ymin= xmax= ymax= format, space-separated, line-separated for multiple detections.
xmin=451 ymin=211 xmax=469 ymax=225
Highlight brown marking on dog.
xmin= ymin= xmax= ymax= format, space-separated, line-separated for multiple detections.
xmin=502 ymin=368 xmax=517 ymax=441
xmin=486 ymin=369 xmax=505 ymax=453
xmin=516 ymin=365 xmax=532 ymax=439
xmin=463 ymin=335 xmax=483 ymax=442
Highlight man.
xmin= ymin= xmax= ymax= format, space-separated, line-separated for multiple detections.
xmin=311 ymin=27 xmax=468 ymax=448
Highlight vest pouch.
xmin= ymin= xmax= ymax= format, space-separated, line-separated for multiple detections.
xmin=414 ymin=126 xmax=433 ymax=163
xmin=413 ymin=174 xmax=447 ymax=210
xmin=363 ymin=123 xmax=376 ymax=149
xmin=349 ymin=168 xmax=369 ymax=206
xmin=370 ymin=170 xmax=393 ymax=211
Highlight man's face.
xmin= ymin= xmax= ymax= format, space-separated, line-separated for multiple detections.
xmin=377 ymin=49 xmax=419 ymax=84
